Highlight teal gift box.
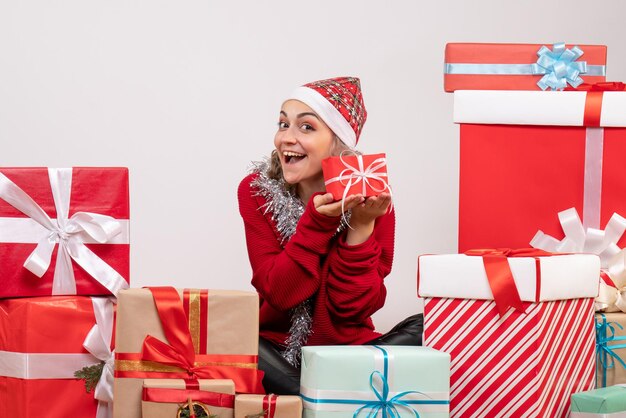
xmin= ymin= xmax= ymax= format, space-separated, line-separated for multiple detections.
xmin=300 ymin=345 xmax=450 ymax=418
xmin=571 ymin=385 xmax=626 ymax=417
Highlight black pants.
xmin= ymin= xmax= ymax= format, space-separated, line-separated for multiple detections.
xmin=258 ymin=313 xmax=423 ymax=395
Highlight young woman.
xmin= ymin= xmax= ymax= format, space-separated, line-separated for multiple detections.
xmin=238 ymin=77 xmax=422 ymax=394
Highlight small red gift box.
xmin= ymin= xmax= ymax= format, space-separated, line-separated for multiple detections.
xmin=444 ymin=42 xmax=607 ymax=92
xmin=454 ymin=88 xmax=626 ymax=252
xmin=0 ymin=296 xmax=115 ymax=418
xmin=321 ymin=153 xmax=390 ymax=201
xmin=0 ymin=167 xmax=130 ymax=297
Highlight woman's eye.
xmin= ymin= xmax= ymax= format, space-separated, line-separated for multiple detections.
xmin=301 ymin=123 xmax=314 ymax=131
xmin=278 ymin=121 xmax=288 ymax=129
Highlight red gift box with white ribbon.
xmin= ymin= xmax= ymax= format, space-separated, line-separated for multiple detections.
xmin=0 ymin=167 xmax=130 ymax=297
xmin=455 ymin=84 xmax=626 ymax=254
xmin=321 ymin=152 xmax=391 ymax=202
xmin=0 ymin=296 xmax=115 ymax=418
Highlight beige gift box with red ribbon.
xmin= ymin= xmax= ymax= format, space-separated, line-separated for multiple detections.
xmin=113 ymin=288 xmax=263 ymax=418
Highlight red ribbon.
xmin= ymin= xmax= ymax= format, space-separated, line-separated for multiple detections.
xmin=136 ymin=287 xmax=264 ymax=393
xmin=566 ymin=82 xmax=626 ymax=127
xmin=263 ymin=394 xmax=278 ymax=418
xmin=141 ymin=386 xmax=235 ymax=408
xmin=464 ymin=248 xmax=553 ymax=317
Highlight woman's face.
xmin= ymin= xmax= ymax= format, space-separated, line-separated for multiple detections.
xmin=274 ymin=99 xmax=335 ymax=186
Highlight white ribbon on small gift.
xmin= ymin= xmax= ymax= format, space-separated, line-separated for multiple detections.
xmin=530 ymin=207 xmax=626 ymax=311
xmin=83 ymin=297 xmax=115 ymax=418
xmin=0 ymin=297 xmax=115 ymax=418
xmin=0 ymin=168 xmax=129 ymax=296
xmin=324 ymin=152 xmax=393 ymax=227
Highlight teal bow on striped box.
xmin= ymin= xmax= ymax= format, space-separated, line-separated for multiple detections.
xmin=300 ymin=345 xmax=450 ymax=418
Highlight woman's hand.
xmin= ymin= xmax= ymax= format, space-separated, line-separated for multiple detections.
xmin=346 ymin=193 xmax=392 ymax=245
xmin=313 ymin=193 xmax=364 ymax=218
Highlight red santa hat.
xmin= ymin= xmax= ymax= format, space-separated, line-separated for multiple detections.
xmin=286 ymin=76 xmax=367 ymax=148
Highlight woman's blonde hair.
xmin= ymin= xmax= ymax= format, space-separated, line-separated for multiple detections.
xmin=268 ymin=136 xmax=353 ymax=195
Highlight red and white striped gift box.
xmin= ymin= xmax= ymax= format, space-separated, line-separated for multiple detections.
xmin=418 ymin=253 xmax=600 ymax=417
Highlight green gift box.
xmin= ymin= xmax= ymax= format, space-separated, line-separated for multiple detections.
xmin=300 ymin=345 xmax=450 ymax=418
xmin=571 ymin=385 xmax=626 ymax=417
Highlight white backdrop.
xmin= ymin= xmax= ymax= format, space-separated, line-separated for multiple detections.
xmin=2 ymin=0 xmax=626 ymax=331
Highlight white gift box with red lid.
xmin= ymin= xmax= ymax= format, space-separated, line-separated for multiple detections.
xmin=417 ymin=252 xmax=600 ymax=418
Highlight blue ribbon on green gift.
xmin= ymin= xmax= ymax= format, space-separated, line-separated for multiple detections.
xmin=596 ymin=313 xmax=626 ymax=388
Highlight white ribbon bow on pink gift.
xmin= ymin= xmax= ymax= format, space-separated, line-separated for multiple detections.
xmin=531 ymin=207 xmax=626 ymax=311
xmin=323 ymin=151 xmax=393 ymax=227
xmin=0 ymin=168 xmax=129 ymax=296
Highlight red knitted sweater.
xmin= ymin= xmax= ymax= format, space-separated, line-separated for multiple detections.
xmin=238 ymin=173 xmax=395 ymax=347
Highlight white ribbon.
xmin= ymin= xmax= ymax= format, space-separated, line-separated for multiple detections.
xmin=324 ymin=152 xmax=393 ymax=227
xmin=0 ymin=351 xmax=99 ymax=379
xmin=583 ymin=128 xmax=605 ymax=230
xmin=531 ymin=207 xmax=626 ymax=311
xmin=83 ymin=298 xmax=115 ymax=418
xmin=0 ymin=168 xmax=129 ymax=296
xmin=0 ymin=297 xmax=115 ymax=418
xmin=530 ymin=208 xmax=625 ymax=267
xmin=596 ymin=250 xmax=626 ymax=312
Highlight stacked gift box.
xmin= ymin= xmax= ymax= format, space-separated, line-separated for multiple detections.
xmin=113 ymin=286 xmax=265 ymax=417
xmin=0 ymin=168 xmax=281 ymax=418
xmin=0 ymin=167 xmax=130 ymax=417
xmin=415 ymin=41 xmax=626 ymax=417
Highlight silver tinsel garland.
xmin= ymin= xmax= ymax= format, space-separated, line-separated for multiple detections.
xmin=249 ymin=159 xmax=348 ymax=367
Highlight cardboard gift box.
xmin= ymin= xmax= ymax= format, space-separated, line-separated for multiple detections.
xmin=235 ymin=394 xmax=302 ymax=418
xmin=596 ymin=313 xmax=626 ymax=388
xmin=0 ymin=296 xmax=115 ymax=418
xmin=454 ymin=88 xmax=626 ymax=253
xmin=142 ymin=379 xmax=235 ymax=418
xmin=321 ymin=153 xmax=390 ymax=202
xmin=300 ymin=345 xmax=450 ymax=418
xmin=571 ymin=385 xmax=626 ymax=417
xmin=0 ymin=167 xmax=130 ymax=298
xmin=418 ymin=252 xmax=600 ymax=417
xmin=114 ymin=287 xmax=264 ymax=418
xmin=444 ymin=42 xmax=607 ymax=92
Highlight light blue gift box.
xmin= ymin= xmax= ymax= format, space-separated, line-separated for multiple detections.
xmin=300 ymin=345 xmax=450 ymax=418
xmin=571 ymin=385 xmax=626 ymax=417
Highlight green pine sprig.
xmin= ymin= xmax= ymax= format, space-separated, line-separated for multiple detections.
xmin=74 ymin=361 xmax=105 ymax=393
xmin=177 ymin=403 xmax=218 ymax=418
